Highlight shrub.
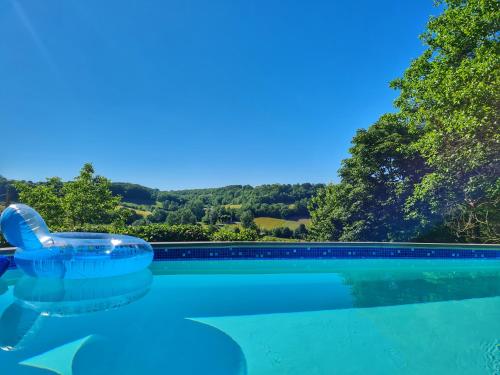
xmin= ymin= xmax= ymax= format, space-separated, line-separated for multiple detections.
xmin=0 ymin=223 xmax=211 ymax=246
xmin=126 ymin=224 xmax=210 ymax=242
xmin=259 ymin=236 xmax=299 ymax=242
xmin=211 ymin=227 xmax=259 ymax=241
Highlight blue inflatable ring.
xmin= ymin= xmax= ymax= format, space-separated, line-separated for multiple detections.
xmin=0 ymin=204 xmax=153 ymax=279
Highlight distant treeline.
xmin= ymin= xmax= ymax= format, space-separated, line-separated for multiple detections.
xmin=0 ymin=175 xmax=322 ymax=226
xmin=111 ymin=182 xmax=322 ymax=225
xmin=0 ymin=166 xmax=313 ymax=246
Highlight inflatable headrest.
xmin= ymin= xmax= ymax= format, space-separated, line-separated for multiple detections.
xmin=0 ymin=204 xmax=50 ymax=250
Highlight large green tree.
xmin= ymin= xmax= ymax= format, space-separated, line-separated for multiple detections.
xmin=240 ymin=210 xmax=256 ymax=229
xmin=309 ymin=115 xmax=433 ymax=241
xmin=310 ymin=0 xmax=499 ymax=243
xmin=62 ymin=163 xmax=123 ymax=225
xmin=14 ymin=177 xmax=65 ymax=227
xmin=392 ymin=0 xmax=499 ymax=242
xmin=14 ymin=163 xmax=124 ymax=227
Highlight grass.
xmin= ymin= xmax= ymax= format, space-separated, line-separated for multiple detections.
xmin=260 ymin=236 xmax=301 ymax=242
xmin=254 ymin=217 xmax=311 ymax=230
xmin=134 ymin=209 xmax=152 ymax=217
xmin=121 ymin=205 xmax=151 ymax=217
xmin=297 ymin=218 xmax=312 ymax=226
xmin=224 ymin=204 xmax=242 ymax=209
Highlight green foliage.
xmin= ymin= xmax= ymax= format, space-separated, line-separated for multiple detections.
xmin=0 ymin=165 xmax=310 ymax=245
xmin=309 ymin=185 xmax=346 ymax=241
xmin=253 ymin=217 xmax=309 ymax=230
xmin=3 ymin=174 xmax=320 ymax=230
xmin=294 ymin=223 xmax=308 ymax=240
xmin=52 ymin=223 xmax=211 ymax=242
xmin=62 ymin=164 xmax=123 ymax=225
xmin=201 ymin=206 xmax=237 ymax=225
xmin=391 ymin=0 xmax=499 ymax=242
xmin=259 ymin=236 xmax=300 ymax=242
xmin=14 ymin=177 xmax=65 ymax=226
xmin=12 ymin=164 xmax=126 ymax=227
xmin=165 ymin=208 xmax=197 ymax=225
xmin=158 ymin=183 xmax=321 ymax=221
xmin=124 ymin=224 xmax=210 ymax=242
xmin=259 ymin=223 xmax=308 ymax=240
xmin=444 ymin=179 xmax=500 ymax=242
xmin=187 ymin=199 xmax=205 ymax=221
xmin=240 ymin=210 xmax=256 ymax=229
xmin=150 ymin=208 xmax=167 ymax=223
xmin=269 ymin=226 xmax=294 ymax=239
xmin=0 ymin=222 xmax=211 ymax=247
xmin=310 ymin=115 xmax=434 ymax=241
xmin=156 ymin=183 xmax=320 ymax=207
xmin=210 ymin=227 xmax=259 ymax=241
xmin=310 ymin=0 xmax=499 ymax=243
xmin=110 ymin=182 xmax=157 ymax=205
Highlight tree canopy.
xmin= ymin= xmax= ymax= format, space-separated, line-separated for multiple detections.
xmin=310 ymin=0 xmax=499 ymax=243
xmin=117 ymin=182 xmax=321 ymax=225
xmin=14 ymin=163 xmax=125 ymax=227
xmin=309 ymin=115 xmax=437 ymax=241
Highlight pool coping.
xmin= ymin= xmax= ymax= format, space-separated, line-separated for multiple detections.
xmin=150 ymin=241 xmax=500 ymax=249
xmin=1 ymin=241 xmax=499 ymax=255
xmin=1 ymin=241 xmax=498 ymax=268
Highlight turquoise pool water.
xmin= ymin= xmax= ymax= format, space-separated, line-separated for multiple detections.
xmin=0 ymin=259 xmax=499 ymax=374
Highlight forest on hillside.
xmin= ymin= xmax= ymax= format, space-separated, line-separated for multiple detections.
xmin=111 ymin=182 xmax=321 ymax=224
xmin=0 ymin=172 xmax=321 ymax=244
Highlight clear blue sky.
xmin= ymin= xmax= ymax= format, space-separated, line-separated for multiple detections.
xmin=1 ymin=0 xmax=438 ymax=190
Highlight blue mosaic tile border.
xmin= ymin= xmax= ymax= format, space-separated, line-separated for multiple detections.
xmin=153 ymin=246 xmax=500 ymax=261
xmin=2 ymin=245 xmax=499 ymax=269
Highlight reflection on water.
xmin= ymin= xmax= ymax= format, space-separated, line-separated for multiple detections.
xmin=343 ymin=270 xmax=500 ymax=308
xmin=13 ymin=269 xmax=153 ymax=317
xmin=0 ymin=267 xmax=246 ymax=375
xmin=0 ymin=270 xmax=152 ymax=351
xmin=0 ymin=259 xmax=498 ymax=375
xmin=0 ymin=279 xmax=7 ymax=296
xmin=150 ymin=259 xmax=500 ymax=314
xmin=0 ymin=303 xmax=41 ymax=352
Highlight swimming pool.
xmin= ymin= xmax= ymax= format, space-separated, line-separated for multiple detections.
xmin=0 ymin=243 xmax=499 ymax=374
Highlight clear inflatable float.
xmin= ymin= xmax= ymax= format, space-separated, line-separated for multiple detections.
xmin=0 ymin=204 xmax=153 ymax=279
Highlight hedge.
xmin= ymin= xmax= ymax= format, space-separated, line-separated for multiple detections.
xmin=0 ymin=224 xmax=272 ymax=247
xmin=52 ymin=224 xmax=212 ymax=242
xmin=0 ymin=224 xmax=212 ymax=248
xmin=210 ymin=228 xmax=259 ymax=241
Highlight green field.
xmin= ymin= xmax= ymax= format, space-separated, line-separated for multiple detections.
xmin=134 ymin=209 xmax=152 ymax=217
xmin=120 ymin=206 xmax=151 ymax=217
xmin=254 ymin=217 xmax=311 ymax=230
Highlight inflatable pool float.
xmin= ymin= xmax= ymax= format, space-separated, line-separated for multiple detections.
xmin=0 ymin=204 xmax=153 ymax=279
xmin=0 ymin=256 xmax=8 ymax=277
